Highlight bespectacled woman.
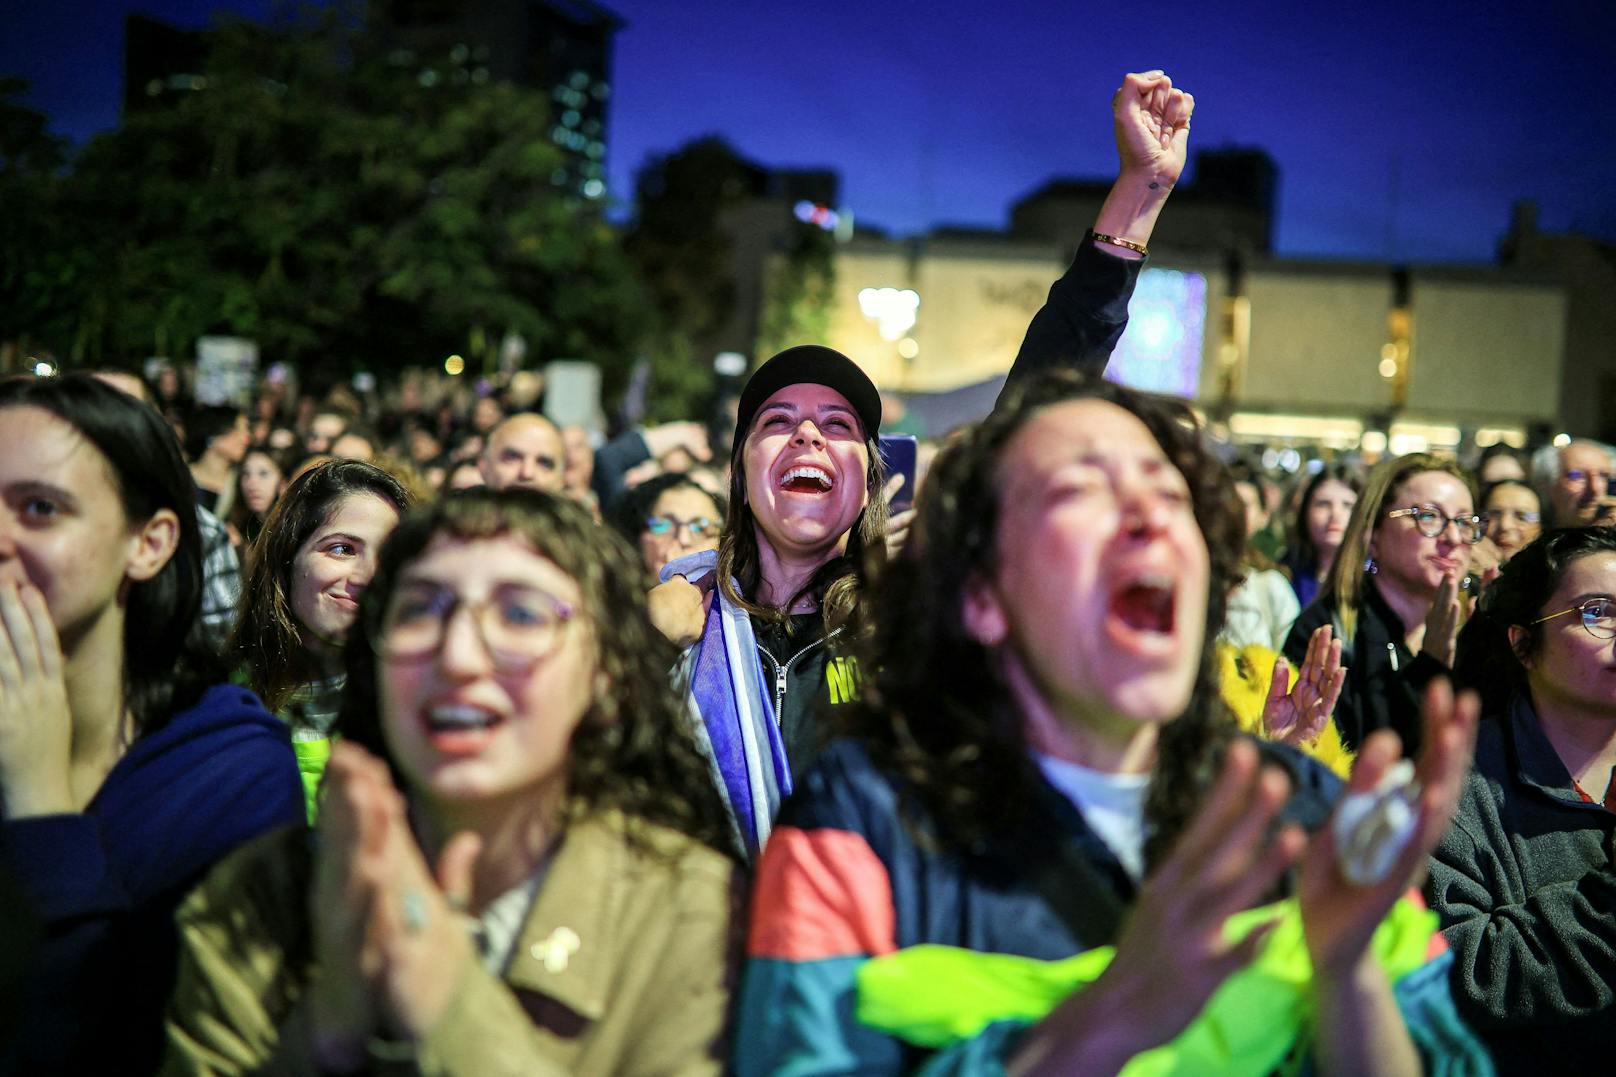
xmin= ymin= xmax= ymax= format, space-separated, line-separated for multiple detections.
xmin=1285 ymin=454 xmax=1482 ymax=755
xmin=165 ymin=489 xmax=740 ymax=1074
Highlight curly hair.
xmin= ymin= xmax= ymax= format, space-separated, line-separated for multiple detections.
xmin=340 ymin=488 xmax=734 ymax=856
xmin=840 ymin=370 xmax=1247 ymax=870
xmin=231 ymin=458 xmax=415 ymax=713
xmin=715 ymin=413 xmax=888 ymax=638
xmin=1454 ymin=527 xmax=1616 ymax=711
xmin=1321 ymin=452 xmax=1474 ymax=643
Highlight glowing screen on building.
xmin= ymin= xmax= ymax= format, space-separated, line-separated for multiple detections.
xmin=1106 ymin=269 xmax=1207 ymax=399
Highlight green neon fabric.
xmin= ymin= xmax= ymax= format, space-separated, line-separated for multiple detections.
xmin=856 ymin=897 xmax=1438 ymax=1076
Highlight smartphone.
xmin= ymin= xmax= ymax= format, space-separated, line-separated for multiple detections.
xmin=878 ymin=434 xmax=918 ymax=513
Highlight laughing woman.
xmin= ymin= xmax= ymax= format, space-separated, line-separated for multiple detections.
xmin=164 ymin=489 xmax=740 ymax=1074
xmin=735 ymin=372 xmax=1487 ymax=1075
xmin=0 ymin=375 xmax=302 ymax=1073
xmin=654 ymin=70 xmax=1195 ymax=855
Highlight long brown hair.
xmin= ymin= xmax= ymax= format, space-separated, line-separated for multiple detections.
xmin=842 ymin=370 xmax=1247 ymax=869
xmin=715 ymin=413 xmax=888 ymax=638
xmin=1322 ymin=453 xmax=1472 ymax=643
xmin=231 ymin=458 xmax=414 ymax=712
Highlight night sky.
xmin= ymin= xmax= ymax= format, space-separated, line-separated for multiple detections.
xmin=6 ymin=0 xmax=1613 ymax=262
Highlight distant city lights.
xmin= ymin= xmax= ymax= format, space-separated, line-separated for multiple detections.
xmin=857 ymin=287 xmax=920 ymax=341
xmin=794 ymin=201 xmax=840 ymax=231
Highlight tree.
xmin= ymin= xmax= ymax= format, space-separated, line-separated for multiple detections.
xmin=6 ymin=10 xmax=652 ymax=396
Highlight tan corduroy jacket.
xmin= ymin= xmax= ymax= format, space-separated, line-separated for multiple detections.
xmin=161 ymin=810 xmax=743 ymax=1076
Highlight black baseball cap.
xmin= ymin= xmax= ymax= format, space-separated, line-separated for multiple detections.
xmin=732 ymin=345 xmax=882 ymax=453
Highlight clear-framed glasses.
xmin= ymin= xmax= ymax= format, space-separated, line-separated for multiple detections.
xmin=1531 ymin=597 xmax=1616 ymax=640
xmin=644 ymin=515 xmax=718 ymax=540
xmin=375 ymin=583 xmax=577 ymax=672
xmin=1385 ymin=505 xmax=1488 ymax=544
xmin=1487 ymin=508 xmax=1542 ymax=526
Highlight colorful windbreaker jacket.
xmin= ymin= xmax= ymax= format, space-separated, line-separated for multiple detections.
xmin=735 ymin=738 xmax=1493 ymax=1076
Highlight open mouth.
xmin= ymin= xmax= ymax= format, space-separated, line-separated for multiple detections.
xmin=1107 ymin=574 xmax=1178 ymax=637
xmin=779 ymin=464 xmax=834 ymax=494
xmin=423 ymin=704 xmax=505 ymax=754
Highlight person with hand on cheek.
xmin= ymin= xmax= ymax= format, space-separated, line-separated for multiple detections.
xmin=653 ymin=70 xmax=1195 ymax=857
xmin=164 ymin=489 xmax=740 ymax=1076
xmin=735 ymin=372 xmax=1487 ymax=1076
xmin=0 ymin=375 xmax=302 ymax=1075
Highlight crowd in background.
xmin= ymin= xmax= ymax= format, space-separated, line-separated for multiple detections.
xmin=2 ymin=70 xmax=1613 ymax=1077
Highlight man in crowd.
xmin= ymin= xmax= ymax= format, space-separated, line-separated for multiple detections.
xmin=1537 ymin=439 xmax=1616 ymax=526
xmin=478 ymin=412 xmax=566 ymax=492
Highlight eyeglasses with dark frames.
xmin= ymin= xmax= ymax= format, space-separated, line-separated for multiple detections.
xmin=1385 ymin=505 xmax=1487 ymax=544
xmin=374 ymin=583 xmax=578 ymax=673
xmin=1531 ymin=596 xmax=1616 ymax=640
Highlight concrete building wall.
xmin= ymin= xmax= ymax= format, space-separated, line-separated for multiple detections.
xmin=1241 ymin=272 xmax=1395 ymax=413
xmin=1407 ymin=278 xmax=1564 ymax=424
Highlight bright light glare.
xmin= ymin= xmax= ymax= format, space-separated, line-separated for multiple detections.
xmin=444 ymin=355 xmax=466 ymax=376
xmin=33 ymin=362 xmax=55 ymax=377
xmin=857 ymin=287 xmax=920 ymax=341
xmin=896 ymin=337 xmax=919 ymax=359
xmin=1553 ymin=433 xmax=1572 ymax=447
xmin=1379 ymin=358 xmax=1398 ymax=378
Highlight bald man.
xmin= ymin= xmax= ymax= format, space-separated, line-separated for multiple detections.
xmin=478 ymin=412 xmax=564 ymax=492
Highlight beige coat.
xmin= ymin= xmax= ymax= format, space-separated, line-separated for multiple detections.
xmin=161 ymin=810 xmax=742 ymax=1075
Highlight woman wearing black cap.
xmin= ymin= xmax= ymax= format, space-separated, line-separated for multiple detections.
xmin=655 ymin=70 xmax=1195 ymax=856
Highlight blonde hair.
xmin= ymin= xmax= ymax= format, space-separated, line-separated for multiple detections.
xmin=1322 ymin=453 xmax=1472 ymax=643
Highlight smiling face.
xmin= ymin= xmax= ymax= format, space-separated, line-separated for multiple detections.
xmin=1370 ymin=470 xmax=1474 ymax=599
xmin=965 ymin=399 xmax=1209 ymax=739
xmin=289 ymin=491 xmax=401 ymax=654
xmin=0 ymin=406 xmax=160 ymax=652
xmin=239 ymin=451 xmax=285 ymax=517
xmin=1485 ymin=483 xmax=1543 ymax=560
xmin=742 ymin=383 xmax=871 ymax=566
xmin=1306 ymin=478 xmax=1358 ymax=563
xmin=1519 ymin=551 xmax=1616 ymax=721
xmin=377 ymin=534 xmax=596 ymax=808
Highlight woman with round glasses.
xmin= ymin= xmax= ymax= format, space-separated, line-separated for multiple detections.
xmin=1285 ymin=454 xmax=1482 ymax=755
xmin=609 ymin=473 xmax=726 ymax=581
xmin=1480 ymin=478 xmax=1543 ymax=566
xmin=1433 ymin=527 xmax=1616 ymax=1071
xmin=165 ymin=489 xmax=740 ymax=1073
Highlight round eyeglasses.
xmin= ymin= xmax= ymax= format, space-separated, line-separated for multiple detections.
xmin=644 ymin=515 xmax=718 ymax=540
xmin=1531 ymin=597 xmax=1616 ymax=640
xmin=1385 ymin=505 xmax=1487 ymax=544
xmin=375 ymin=584 xmax=577 ymax=672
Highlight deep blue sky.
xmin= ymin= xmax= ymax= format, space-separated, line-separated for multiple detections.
xmin=6 ymin=0 xmax=1612 ymax=262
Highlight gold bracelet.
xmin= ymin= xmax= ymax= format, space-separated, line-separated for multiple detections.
xmin=1089 ymin=231 xmax=1148 ymax=256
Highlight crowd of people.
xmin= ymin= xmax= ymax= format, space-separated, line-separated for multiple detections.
xmin=0 ymin=70 xmax=1611 ymax=1076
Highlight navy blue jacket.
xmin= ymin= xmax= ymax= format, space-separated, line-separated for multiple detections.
xmin=0 ymin=684 xmax=303 ymax=1074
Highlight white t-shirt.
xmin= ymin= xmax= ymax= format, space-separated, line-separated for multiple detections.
xmin=1035 ymin=753 xmax=1150 ymax=882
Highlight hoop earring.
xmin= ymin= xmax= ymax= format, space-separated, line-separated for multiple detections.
xmin=1364 ymin=555 xmax=1378 ymax=575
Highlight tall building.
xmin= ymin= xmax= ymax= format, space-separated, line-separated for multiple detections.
xmin=378 ymin=0 xmax=622 ymax=201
